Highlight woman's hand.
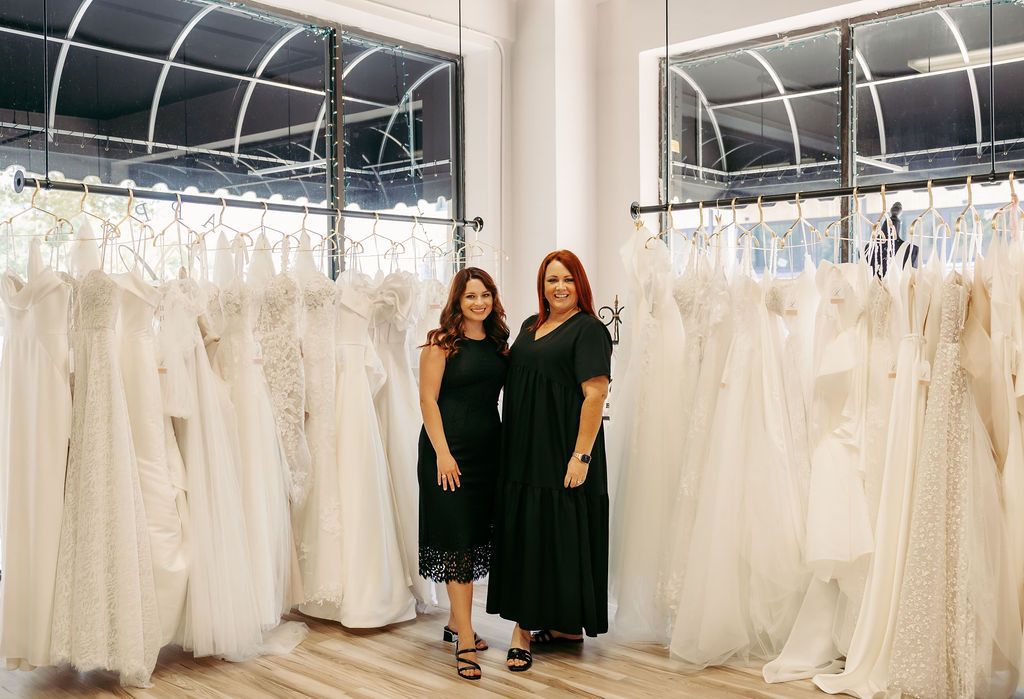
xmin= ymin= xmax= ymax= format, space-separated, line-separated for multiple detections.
xmin=564 ymin=456 xmax=588 ymax=488
xmin=437 ymin=452 xmax=462 ymax=491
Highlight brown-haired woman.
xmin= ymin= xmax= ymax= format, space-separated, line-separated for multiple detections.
xmin=418 ymin=267 xmax=509 ymax=681
xmin=486 ymin=250 xmax=612 ymax=672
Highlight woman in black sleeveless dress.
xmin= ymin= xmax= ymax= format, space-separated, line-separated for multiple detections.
xmin=486 ymin=250 xmax=612 ymax=673
xmin=418 ymin=267 xmax=509 ymax=681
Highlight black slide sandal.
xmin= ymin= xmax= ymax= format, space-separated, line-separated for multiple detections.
xmin=531 ymin=629 xmax=584 ymax=646
xmin=506 ymin=647 xmax=533 ymax=672
xmin=456 ymin=646 xmax=482 ymax=680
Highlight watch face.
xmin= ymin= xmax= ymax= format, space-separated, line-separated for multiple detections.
xmin=578 ymin=453 xmax=591 ymax=464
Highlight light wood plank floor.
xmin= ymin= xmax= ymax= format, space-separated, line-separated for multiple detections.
xmin=1 ymin=594 xmax=823 ymax=698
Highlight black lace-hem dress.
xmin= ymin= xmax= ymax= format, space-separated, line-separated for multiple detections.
xmin=485 ymin=313 xmax=613 ymax=636
xmin=418 ymin=336 xmax=507 ymax=583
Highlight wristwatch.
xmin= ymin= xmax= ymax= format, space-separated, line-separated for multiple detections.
xmin=572 ymin=452 xmax=592 ymax=464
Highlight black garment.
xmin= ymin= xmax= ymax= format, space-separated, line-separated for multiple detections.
xmin=485 ymin=313 xmax=613 ymax=637
xmin=418 ymin=336 xmax=507 ymax=583
xmin=864 ymin=232 xmax=919 ymax=278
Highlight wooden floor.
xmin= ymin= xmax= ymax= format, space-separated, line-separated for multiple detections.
xmin=1 ymin=593 xmax=823 ymax=698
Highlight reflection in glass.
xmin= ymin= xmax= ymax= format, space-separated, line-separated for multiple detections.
xmin=0 ymin=0 xmax=329 ymax=202
xmin=852 ymin=1 xmax=993 ymax=184
xmin=668 ymin=31 xmax=842 ymax=203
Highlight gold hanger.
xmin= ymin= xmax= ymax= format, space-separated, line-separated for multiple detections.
xmin=908 ymin=179 xmax=951 ymax=245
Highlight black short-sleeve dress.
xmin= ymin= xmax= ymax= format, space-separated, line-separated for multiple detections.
xmin=485 ymin=312 xmax=613 ymax=636
xmin=418 ymin=336 xmax=508 ymax=583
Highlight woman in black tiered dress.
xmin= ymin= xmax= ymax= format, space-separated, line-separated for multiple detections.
xmin=417 ymin=267 xmax=508 ymax=681
xmin=486 ymin=250 xmax=612 ymax=673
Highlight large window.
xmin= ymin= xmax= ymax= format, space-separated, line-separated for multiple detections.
xmin=663 ymin=0 xmax=1024 ymax=275
xmin=338 ymin=32 xmax=460 ymax=273
xmin=0 ymin=1 xmax=464 ymax=284
xmin=0 ymin=0 xmax=331 ymax=202
xmin=666 ymin=0 xmax=1024 ymax=200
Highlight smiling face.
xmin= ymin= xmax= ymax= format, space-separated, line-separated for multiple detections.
xmin=460 ymin=278 xmax=493 ymax=324
xmin=544 ymin=259 xmax=578 ymax=315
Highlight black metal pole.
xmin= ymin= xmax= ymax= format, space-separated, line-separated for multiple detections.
xmin=12 ymin=171 xmax=484 ymax=231
xmin=630 ymin=169 xmax=1017 ymax=218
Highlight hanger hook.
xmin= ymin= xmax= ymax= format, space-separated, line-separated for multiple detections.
xmin=219 ymin=198 xmax=227 ymax=227
xmin=261 ymin=201 xmax=269 ymax=228
xmin=927 ymin=179 xmax=934 ymax=210
xmin=302 ymin=205 xmax=309 ymax=231
xmin=966 ymin=174 xmax=973 ymax=207
xmin=31 ymin=179 xmax=40 ymax=208
xmin=80 ymin=182 xmax=89 ymax=210
xmin=757 ymin=195 xmax=764 ymax=224
xmin=372 ymin=211 xmax=381 ymax=236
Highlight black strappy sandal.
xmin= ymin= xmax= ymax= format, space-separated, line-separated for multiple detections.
xmin=443 ymin=625 xmax=488 ymax=650
xmin=506 ymin=647 xmax=533 ymax=672
xmin=455 ymin=645 xmax=482 ymax=681
xmin=531 ymin=629 xmax=584 ymax=646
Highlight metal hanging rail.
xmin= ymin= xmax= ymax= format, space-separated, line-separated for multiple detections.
xmin=630 ymin=170 xmax=1016 ymax=219
xmin=12 ymin=170 xmax=484 ymax=231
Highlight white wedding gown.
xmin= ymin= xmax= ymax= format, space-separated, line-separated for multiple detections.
xmin=159 ymin=278 xmax=263 ymax=660
xmin=372 ymin=270 xmax=436 ymax=607
xmin=669 ymin=270 xmax=807 ymax=669
xmin=211 ymin=239 xmax=297 ymax=627
xmin=814 ymin=254 xmax=934 ymax=698
xmin=610 ymin=231 xmax=687 ymax=642
xmin=113 ymin=268 xmax=189 ymax=645
xmin=299 ymin=271 xmax=416 ymax=627
xmin=50 ymin=270 xmax=161 ymax=687
xmin=295 ymin=265 xmax=344 ymax=608
xmin=0 ymin=239 xmax=72 ymax=670
xmin=888 ymin=272 xmax=1021 ymax=698
xmin=250 ymin=236 xmax=312 ymax=506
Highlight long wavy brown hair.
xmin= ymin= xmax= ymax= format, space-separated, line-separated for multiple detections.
xmin=423 ymin=267 xmax=510 ymax=356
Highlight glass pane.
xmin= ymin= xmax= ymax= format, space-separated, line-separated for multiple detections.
xmin=0 ymin=0 xmax=329 ymax=202
xmin=342 ymin=33 xmax=456 ymax=211
xmin=853 ymin=1 xmax=993 ymax=185
xmin=669 ymin=31 xmax=841 ymax=203
xmin=341 ymin=32 xmax=457 ymax=273
xmin=992 ymin=0 xmax=1024 ymax=172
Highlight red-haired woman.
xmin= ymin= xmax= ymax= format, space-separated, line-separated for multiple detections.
xmin=418 ymin=267 xmax=509 ymax=681
xmin=486 ymin=250 xmax=613 ymax=672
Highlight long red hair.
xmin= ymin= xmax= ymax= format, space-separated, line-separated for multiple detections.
xmin=532 ymin=250 xmax=597 ymax=330
xmin=423 ymin=267 xmax=510 ymax=356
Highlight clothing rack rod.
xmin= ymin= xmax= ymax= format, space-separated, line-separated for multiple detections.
xmin=629 ymin=170 xmax=1017 ymax=220
xmin=11 ymin=170 xmax=484 ymax=232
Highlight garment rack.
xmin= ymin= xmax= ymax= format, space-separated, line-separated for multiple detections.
xmin=629 ymin=170 xmax=1016 ymax=219
xmin=11 ymin=170 xmax=484 ymax=232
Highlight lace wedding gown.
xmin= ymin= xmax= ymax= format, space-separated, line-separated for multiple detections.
xmin=661 ymin=260 xmax=733 ymax=617
xmin=250 ymin=236 xmax=312 ymax=506
xmin=0 ymin=240 xmax=72 ymax=670
xmin=50 ymin=270 xmax=161 ymax=687
xmin=295 ymin=268 xmax=343 ymax=607
xmin=610 ymin=232 xmax=687 ymax=642
xmin=211 ymin=240 xmax=297 ymax=626
xmin=887 ymin=273 xmax=1021 ymax=698
xmin=372 ymin=270 xmax=436 ymax=607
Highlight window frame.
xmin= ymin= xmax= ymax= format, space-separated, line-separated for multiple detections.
xmin=661 ymin=0 xmax=1002 ymax=207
